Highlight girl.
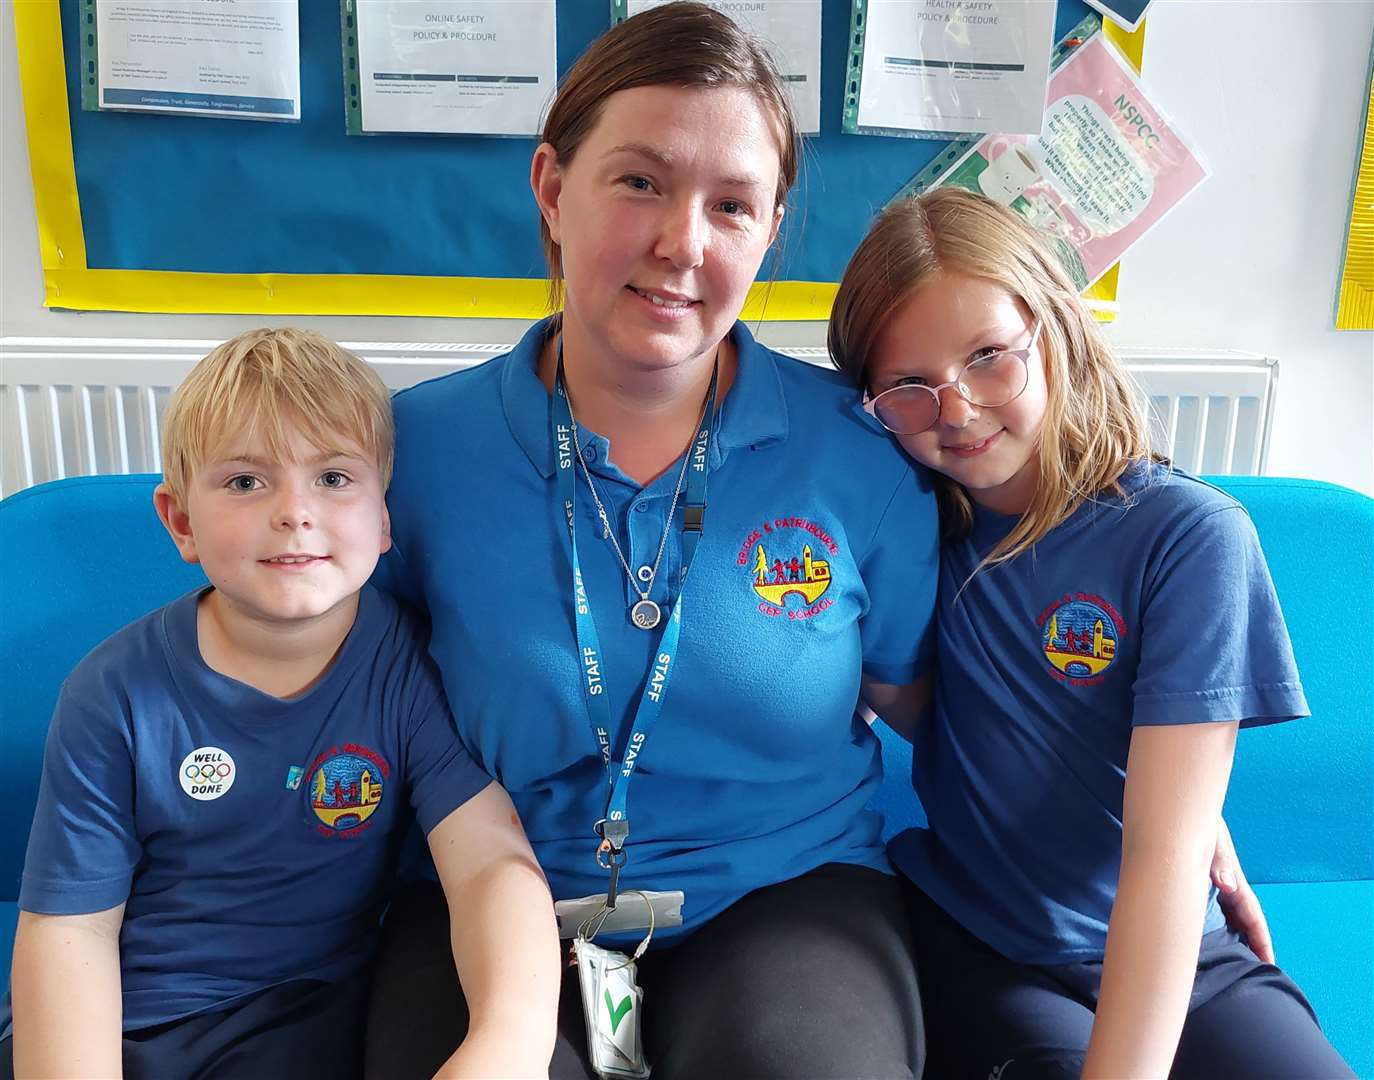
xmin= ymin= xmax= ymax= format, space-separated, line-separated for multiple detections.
xmin=830 ymin=188 xmax=1352 ymax=1078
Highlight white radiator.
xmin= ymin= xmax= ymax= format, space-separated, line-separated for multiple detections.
xmin=0 ymin=338 xmax=1276 ymax=499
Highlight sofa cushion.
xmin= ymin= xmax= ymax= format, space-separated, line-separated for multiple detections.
xmin=1209 ymin=478 xmax=1374 ymax=886
xmin=1252 ymin=880 xmax=1372 ymax=1078
xmin=0 ymin=476 xmax=206 ymax=902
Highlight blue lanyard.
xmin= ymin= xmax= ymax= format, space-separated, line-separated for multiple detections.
xmin=552 ymin=352 xmax=717 ymax=903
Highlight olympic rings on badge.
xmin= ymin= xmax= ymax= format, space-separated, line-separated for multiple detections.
xmin=184 ymin=762 xmax=232 ymax=780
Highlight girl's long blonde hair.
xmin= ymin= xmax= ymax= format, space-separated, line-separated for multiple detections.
xmin=829 ymin=188 xmax=1161 ymax=568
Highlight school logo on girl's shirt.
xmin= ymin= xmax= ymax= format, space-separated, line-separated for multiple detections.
xmin=306 ymin=744 xmax=389 ymax=839
xmin=1038 ymin=593 xmax=1128 ymax=685
xmin=736 ymin=515 xmax=838 ymax=620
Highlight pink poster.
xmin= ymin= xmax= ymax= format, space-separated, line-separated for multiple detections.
xmin=934 ymin=34 xmax=1208 ymax=290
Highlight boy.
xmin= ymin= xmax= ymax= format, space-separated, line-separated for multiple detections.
xmin=3 ymin=329 xmax=560 ymax=1078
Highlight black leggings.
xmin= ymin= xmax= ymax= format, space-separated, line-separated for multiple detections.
xmin=364 ymin=863 xmax=925 ymax=1079
xmin=1 ymin=977 xmax=369 ymax=1080
xmin=905 ymin=881 xmax=1354 ymax=1080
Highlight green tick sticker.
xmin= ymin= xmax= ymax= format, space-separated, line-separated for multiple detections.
xmin=604 ymin=988 xmax=632 ymax=1035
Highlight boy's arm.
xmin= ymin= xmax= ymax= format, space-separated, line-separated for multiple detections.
xmin=1082 ymin=720 xmax=1238 ymax=1080
xmin=12 ymin=904 xmax=126 ymax=1079
xmin=427 ymin=782 xmax=560 ymax=1079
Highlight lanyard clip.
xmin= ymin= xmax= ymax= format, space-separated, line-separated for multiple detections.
xmin=595 ymin=819 xmax=629 ymax=911
xmin=683 ymin=503 xmax=706 ymax=532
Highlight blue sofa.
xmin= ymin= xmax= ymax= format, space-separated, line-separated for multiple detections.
xmin=2 ymin=473 xmax=1371 ymax=1074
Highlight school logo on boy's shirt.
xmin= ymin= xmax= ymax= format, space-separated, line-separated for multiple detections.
xmin=1038 ymin=592 xmax=1127 ymax=686
xmin=736 ymin=514 xmax=838 ymax=621
xmin=179 ymin=746 xmax=236 ymax=801
xmin=306 ymin=744 xmax=390 ymax=839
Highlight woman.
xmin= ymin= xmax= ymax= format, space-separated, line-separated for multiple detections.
xmin=365 ymin=5 xmax=937 ymax=1077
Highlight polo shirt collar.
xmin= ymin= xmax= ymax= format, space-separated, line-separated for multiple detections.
xmin=501 ymin=317 xmax=790 ymax=479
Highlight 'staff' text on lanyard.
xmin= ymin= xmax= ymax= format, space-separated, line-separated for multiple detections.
xmin=553 ymin=355 xmax=717 ymax=910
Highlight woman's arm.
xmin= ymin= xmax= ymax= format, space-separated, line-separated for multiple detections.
xmin=1082 ymin=720 xmax=1238 ymax=1080
xmin=1211 ymin=816 xmax=1275 ymax=964
xmin=427 ymin=782 xmax=561 ymax=1079
xmin=12 ymin=905 xmax=125 ymax=1079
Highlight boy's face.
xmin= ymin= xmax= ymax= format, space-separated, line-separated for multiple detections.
xmin=155 ymin=422 xmax=391 ymax=629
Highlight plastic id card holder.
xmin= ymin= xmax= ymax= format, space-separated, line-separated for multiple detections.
xmin=574 ymin=937 xmax=651 ymax=1078
xmin=554 ymin=891 xmax=683 ymax=939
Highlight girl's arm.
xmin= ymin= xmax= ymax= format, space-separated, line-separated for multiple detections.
xmin=11 ymin=905 xmax=125 ymax=1078
xmin=860 ymin=673 xmax=932 ymax=741
xmin=1082 ymin=720 xmax=1239 ymax=1080
xmin=427 ymin=782 xmax=561 ymax=1079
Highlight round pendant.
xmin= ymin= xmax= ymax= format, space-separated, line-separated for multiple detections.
xmin=630 ymin=599 xmax=662 ymax=630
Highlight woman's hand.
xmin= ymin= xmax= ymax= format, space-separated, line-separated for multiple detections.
xmin=1210 ymin=816 xmax=1275 ymax=964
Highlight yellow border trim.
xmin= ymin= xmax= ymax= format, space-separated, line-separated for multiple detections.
xmin=36 ymin=268 xmax=837 ymax=321
xmin=1336 ymin=55 xmax=1374 ymax=330
xmin=15 ymin=0 xmax=87 ymax=274
xmin=15 ymin=2 xmax=1140 ymax=322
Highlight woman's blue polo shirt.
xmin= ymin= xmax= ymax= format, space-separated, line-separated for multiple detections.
xmin=381 ymin=318 xmax=938 ymax=938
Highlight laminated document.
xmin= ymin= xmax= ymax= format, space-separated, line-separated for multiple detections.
xmin=844 ymin=0 xmax=1055 ymax=138
xmin=929 ymin=34 xmax=1208 ymax=290
xmin=350 ymin=0 xmax=556 ymax=136
xmin=92 ymin=0 xmax=300 ymax=121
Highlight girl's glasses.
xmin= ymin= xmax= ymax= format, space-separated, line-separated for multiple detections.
xmin=862 ymin=320 xmax=1041 ymax=436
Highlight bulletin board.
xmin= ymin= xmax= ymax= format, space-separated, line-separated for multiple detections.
xmin=1335 ymin=42 xmax=1374 ymax=331
xmin=14 ymin=0 xmax=1142 ymax=320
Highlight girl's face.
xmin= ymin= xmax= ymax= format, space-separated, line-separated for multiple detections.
xmin=867 ymin=271 xmax=1049 ymax=516
xmin=532 ymin=84 xmax=784 ymax=377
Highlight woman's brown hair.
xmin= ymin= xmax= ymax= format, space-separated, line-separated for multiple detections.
xmin=829 ymin=188 xmax=1162 ymax=569
xmin=538 ymin=1 xmax=800 ymax=310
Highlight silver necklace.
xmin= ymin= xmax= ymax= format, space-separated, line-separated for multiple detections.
xmin=565 ymin=374 xmax=713 ymax=631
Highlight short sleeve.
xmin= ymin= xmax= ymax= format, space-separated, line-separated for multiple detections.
xmin=20 ymin=685 xmax=140 ymax=914
xmin=1133 ymin=505 xmax=1308 ymax=728
xmin=401 ymin=653 xmax=493 ymax=835
xmin=859 ymin=466 xmax=940 ymax=685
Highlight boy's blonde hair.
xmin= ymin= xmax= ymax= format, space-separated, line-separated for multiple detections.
xmin=160 ymin=328 xmax=394 ymax=503
xmin=829 ymin=188 xmax=1160 ymax=568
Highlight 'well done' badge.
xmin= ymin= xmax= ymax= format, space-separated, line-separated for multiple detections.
xmin=179 ymin=746 xmax=236 ymax=801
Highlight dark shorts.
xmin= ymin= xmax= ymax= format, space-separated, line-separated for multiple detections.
xmin=365 ymin=863 xmax=924 ymax=1080
xmin=1 ymin=977 xmax=369 ymax=1080
xmin=905 ymin=880 xmax=1355 ymax=1079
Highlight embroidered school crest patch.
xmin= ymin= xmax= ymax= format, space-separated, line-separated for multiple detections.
xmin=307 ymin=744 xmax=389 ymax=838
xmin=736 ymin=515 xmax=838 ymax=620
xmin=1038 ymin=592 xmax=1127 ymax=685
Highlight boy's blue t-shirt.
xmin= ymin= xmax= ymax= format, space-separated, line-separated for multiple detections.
xmin=890 ymin=463 xmax=1308 ymax=965
xmin=380 ymin=318 xmax=939 ymax=943
xmin=6 ymin=584 xmax=489 ymax=1033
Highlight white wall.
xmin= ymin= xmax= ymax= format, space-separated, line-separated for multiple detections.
xmin=1101 ymin=1 xmax=1374 ymax=495
xmin=3 ymin=0 xmax=1371 ymax=493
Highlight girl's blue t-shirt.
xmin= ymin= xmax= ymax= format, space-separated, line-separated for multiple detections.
xmin=891 ymin=462 xmax=1309 ymax=965
xmin=381 ymin=318 xmax=939 ymax=942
